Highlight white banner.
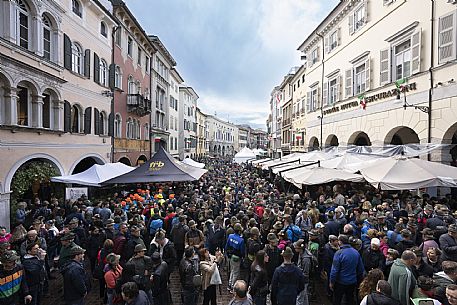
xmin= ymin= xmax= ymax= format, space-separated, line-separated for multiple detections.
xmin=66 ymin=187 xmax=88 ymax=202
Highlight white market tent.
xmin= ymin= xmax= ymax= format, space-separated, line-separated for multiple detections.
xmin=282 ymin=167 xmax=364 ymax=188
xmin=51 ymin=162 xmax=135 ymax=187
xmin=263 ymin=150 xmax=336 ymax=171
xmin=319 ymin=153 xmax=382 ymax=172
xmin=360 ymin=157 xmax=457 ymax=190
xmin=253 ymin=148 xmax=268 ymax=156
xmin=251 ymin=158 xmax=271 ymax=165
xmin=233 ymin=147 xmax=256 ymax=164
xmin=182 ymin=158 xmax=205 ymax=169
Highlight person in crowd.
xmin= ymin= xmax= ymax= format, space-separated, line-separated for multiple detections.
xmin=170 ymin=214 xmax=189 ymax=262
xmin=0 ymin=250 xmax=32 ymax=305
xmin=199 ymin=247 xmax=223 ymax=305
xmin=228 ymin=280 xmax=253 ymax=305
xmin=424 ymin=247 xmax=443 ymax=273
xmin=120 ymin=282 xmax=149 ymax=305
xmin=329 ymin=234 xmax=365 ymax=305
xmin=226 ymin=222 xmax=245 ymax=291
xmin=388 ymin=250 xmax=417 ymax=305
xmin=362 ymin=238 xmax=386 ymax=272
xmin=124 ymin=226 xmax=146 ymax=261
xmin=62 ymin=246 xmax=90 ymax=305
xmin=359 ymin=280 xmax=400 ymax=305
xmin=249 ymin=250 xmax=269 ymax=305
xmin=434 ymin=261 xmax=457 ymax=305
xmin=21 ymin=243 xmax=47 ymax=305
xmin=359 ymin=268 xmax=384 ymax=301
xmin=271 ymin=247 xmax=305 ymax=305
xmin=58 ymin=233 xmax=78 ymax=268
xmin=293 ymin=238 xmax=314 ymax=305
xmin=412 ymin=275 xmax=438 ymax=300
xmin=411 ymin=246 xmax=434 ymax=278
xmin=446 ymin=284 xmax=457 ymax=305
xmin=420 ymin=228 xmax=440 ymax=256
xmin=149 ymin=229 xmax=177 ymax=277
xmin=20 ymin=230 xmax=47 ymax=257
xmin=384 ymin=248 xmax=400 ymax=278
xmin=104 ymin=253 xmax=123 ymax=305
xmin=0 ymin=226 xmax=12 ymax=243
xmin=395 ymin=229 xmax=415 ymax=256
xmin=86 ymin=225 xmax=105 ymax=274
xmin=246 ymin=227 xmax=263 ymax=281
xmin=440 ymin=224 xmax=457 ymax=262
xmin=179 ymin=247 xmax=199 ymax=305
xmin=205 ymin=216 xmax=226 ymax=255
xmin=150 ymin=252 xmax=169 ymax=305
xmin=113 ymin=223 xmax=128 ymax=264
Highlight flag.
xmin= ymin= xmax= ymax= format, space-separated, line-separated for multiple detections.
xmin=358 ymin=94 xmax=366 ymax=110
xmin=395 ymin=78 xmax=407 ymax=89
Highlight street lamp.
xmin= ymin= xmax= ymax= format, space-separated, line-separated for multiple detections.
xmin=317 ymin=114 xmax=323 ymax=150
xmin=397 ymin=84 xmax=429 ymax=114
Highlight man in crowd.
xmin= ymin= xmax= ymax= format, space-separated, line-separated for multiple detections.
xmin=388 ymin=250 xmax=417 ymax=305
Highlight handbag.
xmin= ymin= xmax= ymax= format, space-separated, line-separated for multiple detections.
xmin=193 ymin=274 xmax=202 ymax=286
xmin=210 ymin=264 xmax=222 ymax=285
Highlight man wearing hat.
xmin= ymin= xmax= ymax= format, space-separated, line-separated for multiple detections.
xmin=439 ymin=224 xmax=457 ymax=262
xmin=124 ymin=225 xmax=146 ymax=261
xmin=225 ymin=223 xmax=245 ymax=291
xmin=205 ymin=216 xmax=225 ymax=255
xmin=105 ymin=219 xmax=115 ymax=241
xmin=0 ymin=250 xmax=32 ymax=305
xmin=149 ymin=229 xmax=177 ymax=277
xmin=263 ymin=233 xmax=282 ymax=288
xmin=170 ymin=215 xmax=189 ymax=262
xmin=61 ymin=246 xmax=90 ymax=305
xmin=127 ymin=244 xmax=152 ymax=282
xmin=271 ymin=247 xmax=305 ymax=305
xmin=395 ymin=229 xmax=415 ymax=256
xmin=246 ymin=227 xmax=262 ymax=281
xmin=58 ymin=233 xmax=77 ymax=268
xmin=20 ymin=229 xmax=47 ymax=257
xmin=184 ymin=220 xmax=204 ymax=250
xmin=150 ymin=252 xmax=170 ymax=305
xmin=294 ymin=239 xmax=314 ymax=305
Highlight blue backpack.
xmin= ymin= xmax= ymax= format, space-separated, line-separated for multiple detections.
xmin=286 ymin=225 xmax=303 ymax=243
xmin=149 ymin=218 xmax=163 ymax=235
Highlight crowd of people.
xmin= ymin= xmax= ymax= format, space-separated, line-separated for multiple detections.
xmin=0 ymin=157 xmax=457 ymax=305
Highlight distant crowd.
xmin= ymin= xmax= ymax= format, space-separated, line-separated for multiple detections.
xmin=1 ymin=157 xmax=457 ymax=305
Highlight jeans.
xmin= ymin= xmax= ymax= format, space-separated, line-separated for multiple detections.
xmin=253 ymin=295 xmax=267 ymax=305
xmin=107 ymin=289 xmax=115 ymax=305
xmin=333 ymin=282 xmax=356 ymax=305
xmin=203 ymin=284 xmax=217 ymax=305
xmin=296 ymin=283 xmax=309 ymax=305
xmin=228 ymin=256 xmax=241 ymax=288
xmin=182 ymin=288 xmax=198 ymax=305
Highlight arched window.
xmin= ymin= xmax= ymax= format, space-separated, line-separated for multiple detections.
xmin=99 ymin=59 xmax=108 ymax=86
xmin=114 ymin=113 xmax=122 ymax=138
xmin=136 ymin=120 xmax=141 ymax=139
xmin=126 ymin=117 xmax=133 ymax=139
xmin=135 ymin=81 xmax=141 ymax=94
xmin=114 ymin=66 xmax=122 ymax=89
xmin=42 ymin=93 xmax=51 ymax=128
xmin=127 ymin=76 xmax=135 ymax=94
xmin=100 ymin=21 xmax=107 ymax=37
xmin=71 ymin=104 xmax=82 ymax=133
xmin=99 ymin=111 xmax=107 ymax=135
xmin=71 ymin=42 xmax=83 ymax=74
xmin=42 ymin=14 xmax=52 ymax=60
xmin=17 ymin=86 xmax=29 ymax=126
xmin=144 ymin=124 xmax=149 ymax=141
xmin=72 ymin=0 xmax=82 ymax=17
xmin=15 ymin=0 xmax=30 ymax=49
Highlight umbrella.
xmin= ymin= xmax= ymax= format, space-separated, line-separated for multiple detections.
xmin=360 ymin=157 xmax=457 ymax=190
xmin=282 ymin=167 xmax=364 ymax=188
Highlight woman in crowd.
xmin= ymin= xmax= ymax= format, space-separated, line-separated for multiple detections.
xmin=249 ymin=250 xmax=269 ymax=305
xmin=198 ymin=247 xmax=223 ymax=305
xmin=104 ymin=253 xmax=123 ymax=305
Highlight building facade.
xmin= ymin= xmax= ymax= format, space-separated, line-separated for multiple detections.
xmin=111 ymin=0 xmax=155 ymax=166
xmin=207 ymin=115 xmax=237 ymax=157
xmin=169 ymin=68 xmax=184 ymax=158
xmin=0 ymin=0 xmax=116 ymax=228
xmin=179 ymin=86 xmax=198 ymax=159
xmin=238 ymin=126 xmax=249 ymax=150
xmin=268 ymin=87 xmax=282 ymax=158
xmin=279 ymin=68 xmax=297 ymax=155
xmin=196 ymin=107 xmax=209 ymax=157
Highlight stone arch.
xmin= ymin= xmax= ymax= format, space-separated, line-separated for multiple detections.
xmin=384 ymin=126 xmax=420 ymax=145
xmin=136 ymin=155 xmax=147 ymax=166
xmin=69 ymin=153 xmax=105 ymax=174
xmin=118 ymin=157 xmax=132 ymax=166
xmin=442 ymin=122 xmax=457 ymax=163
xmin=309 ymin=137 xmax=319 ymax=151
xmin=325 ymin=134 xmax=339 ymax=147
xmin=348 ymin=131 xmax=372 ymax=146
xmin=4 ymin=153 xmax=65 ymax=193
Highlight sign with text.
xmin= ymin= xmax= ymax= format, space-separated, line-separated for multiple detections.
xmin=66 ymin=187 xmax=88 ymax=202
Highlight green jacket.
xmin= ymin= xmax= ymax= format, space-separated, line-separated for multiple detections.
xmin=388 ymin=259 xmax=417 ymax=305
xmin=59 ymin=242 xmax=78 ymax=268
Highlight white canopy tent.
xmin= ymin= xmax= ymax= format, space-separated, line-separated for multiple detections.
xmin=182 ymin=158 xmax=205 ymax=168
xmin=233 ymin=147 xmax=256 ymax=164
xmin=282 ymin=167 xmax=364 ymax=188
xmin=360 ymin=157 xmax=457 ymax=190
xmin=251 ymin=158 xmax=271 ymax=165
xmin=320 ymin=153 xmax=382 ymax=172
xmin=51 ymin=162 xmax=135 ymax=187
xmin=263 ymin=150 xmax=336 ymax=171
xmin=252 ymin=148 xmax=268 ymax=156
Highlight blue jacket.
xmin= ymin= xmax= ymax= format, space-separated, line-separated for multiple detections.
xmin=330 ymin=244 xmax=365 ymax=285
xmin=225 ymin=233 xmax=245 ymax=258
xmin=271 ymin=263 xmax=305 ymax=305
xmin=62 ymin=260 xmax=90 ymax=302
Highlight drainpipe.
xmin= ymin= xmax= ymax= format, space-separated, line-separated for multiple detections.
xmin=428 ymin=0 xmax=435 ymax=161
xmin=317 ymin=32 xmax=325 ymax=150
xmin=110 ymin=25 xmax=120 ymax=163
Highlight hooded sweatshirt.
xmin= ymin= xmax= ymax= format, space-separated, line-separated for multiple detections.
xmin=388 ymin=259 xmax=416 ymax=305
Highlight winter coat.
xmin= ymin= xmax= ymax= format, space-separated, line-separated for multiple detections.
xmin=113 ymin=233 xmax=127 ymax=258
xmin=433 ymin=271 xmax=456 ymax=305
xmin=420 ymin=239 xmax=440 ymax=257
xmin=330 ymin=244 xmax=365 ymax=286
xmin=0 ymin=264 xmax=29 ymax=305
xmin=395 ymin=239 xmax=416 ymax=256
xmin=324 ymin=220 xmax=340 ymax=237
xmin=387 ymin=259 xmax=417 ymax=305
xmin=380 ymin=240 xmax=389 ymax=257
xmin=271 ymin=263 xmax=305 ymax=305
xmin=21 ymin=255 xmax=46 ymax=288
xmin=264 ymin=244 xmax=282 ymax=281
xmin=179 ymin=258 xmax=196 ymax=289
xmin=126 ymin=290 xmax=149 ymax=305
xmin=297 ymin=249 xmax=314 ymax=283
xmin=412 ymin=260 xmax=434 ymax=278
xmin=200 ymin=255 xmax=218 ymax=291
xmin=360 ymin=292 xmax=401 ymax=305
xmin=206 ymin=225 xmax=226 ymax=253
xmin=439 ymin=233 xmax=457 ymax=262
xmin=185 ymin=228 xmax=204 ymax=249
xmin=125 ymin=236 xmax=146 ymax=261
xmin=426 ymin=217 xmax=446 ymax=230
xmin=127 ymin=255 xmax=153 ymax=278
xmin=321 ymin=243 xmax=338 ymax=273
xmin=170 ymin=222 xmax=189 ymax=249
xmin=149 ymin=238 xmax=177 ymax=275
xmin=362 ymin=248 xmax=386 ymax=272
xmin=62 ymin=260 xmax=90 ymax=302
xmin=249 ymin=264 xmax=269 ymax=297
xmin=104 ymin=265 xmax=123 ymax=289
xmin=151 ymin=261 xmax=169 ymax=305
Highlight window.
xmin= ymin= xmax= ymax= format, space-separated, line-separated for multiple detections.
xmin=126 ymin=118 xmax=133 ymax=139
xmin=114 ymin=114 xmax=122 ymax=138
xmin=71 ymin=105 xmax=82 ymax=133
xmin=42 ymin=15 xmax=52 ymax=60
xmin=145 ymin=56 xmax=150 ymax=73
xmin=99 ymin=59 xmax=108 ymax=86
xmin=137 ymin=47 xmax=142 ymax=66
xmin=175 ymin=117 xmax=178 ymax=131
xmin=175 ymin=137 xmax=178 ymax=150
xmin=114 ymin=66 xmax=122 ymax=89
xmin=99 ymin=112 xmax=107 ymax=135
xmin=354 ymin=63 xmax=366 ymax=94
xmin=307 ymin=87 xmax=319 ymax=113
xmin=100 ymin=22 xmax=107 ymax=37
xmin=144 ymin=124 xmax=149 ymax=141
xmin=71 ymin=42 xmax=83 ymax=74
xmin=72 ymin=0 xmax=82 ymax=18
xmin=127 ymin=37 xmax=133 ymax=57
xmin=16 ymin=0 xmax=29 ymax=49
xmin=349 ymin=3 xmax=367 ymax=34
xmin=42 ymin=94 xmax=51 ymax=128
xmin=115 ymin=28 xmax=121 ymax=46
xmin=327 ymin=29 xmax=339 ymax=53
xmin=309 ymin=47 xmax=319 ymax=67
xmin=325 ymin=76 xmax=340 ymax=106
xmin=170 ymin=115 xmax=174 ymax=130
xmin=394 ymin=39 xmax=411 ymax=80
xmin=128 ymin=76 xmax=135 ymax=94
xmin=438 ymin=12 xmax=456 ymax=64
xmin=17 ymin=86 xmax=29 ymax=126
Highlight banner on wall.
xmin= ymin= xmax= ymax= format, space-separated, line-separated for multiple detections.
xmin=66 ymin=187 xmax=88 ymax=202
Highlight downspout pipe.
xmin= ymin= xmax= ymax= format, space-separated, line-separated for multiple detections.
xmin=428 ymin=0 xmax=435 ymax=161
xmin=317 ymin=33 xmax=325 ymax=150
xmin=110 ymin=25 xmax=120 ymax=163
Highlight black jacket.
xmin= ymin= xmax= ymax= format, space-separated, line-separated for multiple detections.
xmin=362 ymin=248 xmax=386 ymax=272
xmin=151 ymin=261 xmax=169 ymax=305
xmin=62 ymin=260 xmax=90 ymax=302
xmin=365 ymin=292 xmax=400 ymax=305
xmin=170 ymin=223 xmax=188 ymax=248
xmin=21 ymin=256 xmax=46 ymax=288
xmin=395 ymin=239 xmax=415 ymax=255
xmin=250 ymin=265 xmax=269 ymax=297
xmin=149 ymin=239 xmax=177 ymax=274
xmin=179 ymin=258 xmax=196 ymax=289
xmin=439 ymin=233 xmax=457 ymax=262
xmin=271 ymin=263 xmax=305 ymax=305
xmin=0 ymin=264 xmax=29 ymax=305
xmin=206 ymin=225 xmax=226 ymax=253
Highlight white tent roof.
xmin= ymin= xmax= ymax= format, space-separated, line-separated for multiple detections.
xmin=182 ymin=158 xmax=205 ymax=168
xmin=252 ymin=148 xmax=267 ymax=155
xmin=360 ymin=157 xmax=457 ymax=190
xmin=51 ymin=162 xmax=135 ymax=186
xmin=320 ymin=153 xmax=381 ymax=172
xmin=234 ymin=147 xmax=256 ymax=164
xmin=251 ymin=158 xmax=271 ymax=165
xmin=283 ymin=167 xmax=364 ymax=188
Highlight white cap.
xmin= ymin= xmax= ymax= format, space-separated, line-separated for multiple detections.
xmin=315 ymin=222 xmax=324 ymax=229
xmin=371 ymin=238 xmax=380 ymax=246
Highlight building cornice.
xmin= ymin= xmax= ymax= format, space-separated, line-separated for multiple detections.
xmin=149 ymin=35 xmax=177 ymax=67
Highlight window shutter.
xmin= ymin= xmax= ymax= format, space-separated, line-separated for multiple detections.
xmin=349 ymin=13 xmax=354 ymax=35
xmin=438 ymin=12 xmax=456 ymax=64
xmin=94 ymin=53 xmax=100 ymax=84
xmin=109 ymin=64 xmax=116 ymax=90
xmin=380 ymin=48 xmax=391 ymax=85
xmin=345 ymin=69 xmax=353 ymax=98
xmin=308 ymin=53 xmax=313 ymax=68
xmin=317 ymin=88 xmax=321 ymax=109
xmin=307 ymin=92 xmax=311 ymax=113
xmin=64 ymin=101 xmax=71 ymax=132
xmin=94 ymin=108 xmax=100 ymax=135
xmin=316 ymin=46 xmax=320 ymax=62
xmin=363 ymin=0 xmax=368 ymax=24
xmin=64 ymin=34 xmax=72 ymax=70
xmin=108 ymin=113 xmax=114 ymax=136
xmin=84 ymin=49 xmax=91 ymax=78
xmin=365 ymin=57 xmax=371 ymax=91
xmin=411 ymin=29 xmax=421 ymax=74
xmin=84 ymin=107 xmax=92 ymax=134
xmin=323 ymin=81 xmax=328 ymax=106
xmin=324 ymin=35 xmax=329 ymax=54
xmin=337 ymin=28 xmax=341 ymax=46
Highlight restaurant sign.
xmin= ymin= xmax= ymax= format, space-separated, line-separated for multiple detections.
xmin=323 ymin=82 xmax=417 ymax=116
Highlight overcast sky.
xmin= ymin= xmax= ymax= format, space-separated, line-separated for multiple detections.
xmin=125 ymin=0 xmax=338 ymax=129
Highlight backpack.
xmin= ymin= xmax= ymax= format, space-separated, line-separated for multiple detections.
xmin=287 ymin=225 xmax=303 ymax=243
xmin=149 ymin=218 xmax=163 ymax=235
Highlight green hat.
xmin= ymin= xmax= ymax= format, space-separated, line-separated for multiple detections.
xmin=281 ymin=246 xmax=293 ymax=258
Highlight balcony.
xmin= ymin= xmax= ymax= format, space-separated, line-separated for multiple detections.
xmin=127 ymin=94 xmax=151 ymax=117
